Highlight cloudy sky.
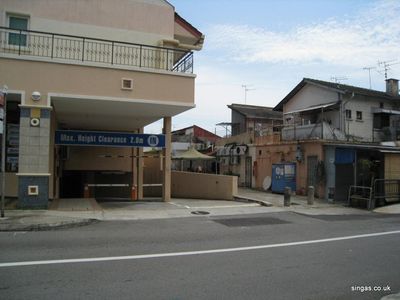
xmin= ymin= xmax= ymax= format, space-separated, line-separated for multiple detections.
xmin=145 ymin=0 xmax=400 ymax=136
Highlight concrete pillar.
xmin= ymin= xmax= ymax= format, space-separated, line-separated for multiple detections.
xmin=137 ymin=128 xmax=144 ymax=200
xmin=162 ymin=117 xmax=171 ymax=201
xmin=17 ymin=106 xmax=51 ymax=209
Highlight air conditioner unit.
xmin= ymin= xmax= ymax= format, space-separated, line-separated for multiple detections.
xmin=222 ymin=146 xmax=231 ymax=156
xmin=234 ymin=145 xmax=247 ymax=156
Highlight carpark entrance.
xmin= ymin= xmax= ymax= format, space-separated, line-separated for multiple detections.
xmin=55 ymin=129 xmax=165 ymax=201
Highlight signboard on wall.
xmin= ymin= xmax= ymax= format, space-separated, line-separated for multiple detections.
xmin=55 ymin=130 xmax=165 ymax=148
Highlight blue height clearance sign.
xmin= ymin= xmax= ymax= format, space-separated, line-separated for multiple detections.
xmin=55 ymin=130 xmax=165 ymax=148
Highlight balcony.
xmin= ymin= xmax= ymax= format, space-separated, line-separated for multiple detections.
xmin=0 ymin=26 xmax=193 ymax=74
xmin=373 ymin=127 xmax=400 ymax=142
xmin=281 ymin=121 xmax=346 ymax=141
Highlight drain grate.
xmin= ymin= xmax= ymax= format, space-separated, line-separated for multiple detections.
xmin=191 ymin=211 xmax=210 ymax=215
xmin=213 ymin=216 xmax=290 ymax=227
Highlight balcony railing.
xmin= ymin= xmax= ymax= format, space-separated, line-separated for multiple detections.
xmin=0 ymin=27 xmax=193 ymax=74
xmin=373 ymin=127 xmax=400 ymax=142
xmin=281 ymin=122 xmax=346 ymax=141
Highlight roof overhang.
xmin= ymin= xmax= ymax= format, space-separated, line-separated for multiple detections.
xmin=371 ymin=107 xmax=400 ymax=115
xmin=324 ymin=142 xmax=400 ymax=151
xmin=274 ymin=79 xmax=344 ymax=111
xmin=51 ymin=94 xmax=194 ymax=131
xmin=284 ymin=101 xmax=339 ymax=115
xmin=379 ymin=149 xmax=400 ymax=154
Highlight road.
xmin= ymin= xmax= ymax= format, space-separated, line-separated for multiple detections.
xmin=1 ymin=211 xmax=400 ymax=300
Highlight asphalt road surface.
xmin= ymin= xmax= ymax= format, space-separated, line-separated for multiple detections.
xmin=1 ymin=211 xmax=400 ymax=300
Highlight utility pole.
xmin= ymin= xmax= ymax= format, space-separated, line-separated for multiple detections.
xmin=241 ymin=84 xmax=255 ymax=104
xmin=1 ymin=85 xmax=8 ymax=218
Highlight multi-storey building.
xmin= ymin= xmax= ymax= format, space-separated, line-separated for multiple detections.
xmin=275 ymin=78 xmax=400 ymax=143
xmin=0 ymin=0 xmax=204 ymax=207
xmin=253 ymin=78 xmax=400 ymax=203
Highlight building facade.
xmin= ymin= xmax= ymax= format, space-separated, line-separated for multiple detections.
xmin=256 ymin=77 xmax=400 ymax=202
xmin=0 ymin=0 xmax=204 ymax=207
xmin=216 ymin=103 xmax=282 ymax=187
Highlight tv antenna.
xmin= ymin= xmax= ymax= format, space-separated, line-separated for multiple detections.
xmin=378 ymin=60 xmax=400 ymax=79
xmin=363 ymin=66 xmax=376 ymax=89
xmin=330 ymin=76 xmax=348 ymax=84
xmin=242 ymin=84 xmax=255 ymax=104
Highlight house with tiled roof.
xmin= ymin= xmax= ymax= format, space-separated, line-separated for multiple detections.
xmin=274 ymin=78 xmax=400 ymax=143
xmin=252 ymin=78 xmax=400 ymax=206
xmin=228 ymin=103 xmax=283 ymax=137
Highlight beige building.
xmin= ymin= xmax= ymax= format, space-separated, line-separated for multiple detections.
xmin=0 ymin=0 xmax=204 ymax=207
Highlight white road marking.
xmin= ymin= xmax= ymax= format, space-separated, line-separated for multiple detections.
xmin=189 ymin=204 xmax=259 ymax=209
xmin=169 ymin=202 xmax=191 ymax=209
xmin=168 ymin=202 xmax=184 ymax=208
xmin=1 ymin=230 xmax=399 ymax=268
xmin=169 ymin=202 xmax=259 ymax=209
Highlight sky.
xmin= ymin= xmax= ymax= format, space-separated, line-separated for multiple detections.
xmin=145 ymin=0 xmax=400 ymax=136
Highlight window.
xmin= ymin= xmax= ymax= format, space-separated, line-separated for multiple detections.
xmin=8 ymin=15 xmax=29 ymax=46
xmin=345 ymin=109 xmax=352 ymax=119
xmin=356 ymin=111 xmax=363 ymax=120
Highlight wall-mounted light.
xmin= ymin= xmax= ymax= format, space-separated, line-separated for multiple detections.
xmin=31 ymin=91 xmax=41 ymax=101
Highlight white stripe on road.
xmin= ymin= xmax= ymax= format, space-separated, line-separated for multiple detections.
xmin=1 ymin=230 xmax=400 ymax=268
xmin=189 ymin=204 xmax=259 ymax=209
xmin=169 ymin=202 xmax=259 ymax=209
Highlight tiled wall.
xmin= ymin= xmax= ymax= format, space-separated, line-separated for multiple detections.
xmin=18 ymin=107 xmax=51 ymax=208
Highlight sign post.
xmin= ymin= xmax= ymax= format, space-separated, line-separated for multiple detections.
xmin=1 ymin=86 xmax=8 ymax=218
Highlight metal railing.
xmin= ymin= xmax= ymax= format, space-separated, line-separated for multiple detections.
xmin=348 ymin=179 xmax=400 ymax=210
xmin=348 ymin=185 xmax=373 ymax=210
xmin=373 ymin=127 xmax=400 ymax=142
xmin=0 ymin=26 xmax=193 ymax=73
xmin=373 ymin=179 xmax=400 ymax=203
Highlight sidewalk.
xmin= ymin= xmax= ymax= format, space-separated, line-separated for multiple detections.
xmin=236 ymin=188 xmax=370 ymax=215
xmin=1 ymin=189 xmax=399 ymax=231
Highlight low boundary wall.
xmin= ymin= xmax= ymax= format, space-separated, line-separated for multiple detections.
xmin=171 ymin=171 xmax=238 ymax=200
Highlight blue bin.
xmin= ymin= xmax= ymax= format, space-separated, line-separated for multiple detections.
xmin=271 ymin=163 xmax=296 ymax=193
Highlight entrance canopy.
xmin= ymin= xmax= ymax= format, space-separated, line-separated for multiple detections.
xmin=51 ymin=94 xmax=194 ymax=131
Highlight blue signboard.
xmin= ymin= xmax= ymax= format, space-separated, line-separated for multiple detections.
xmin=55 ymin=130 xmax=165 ymax=148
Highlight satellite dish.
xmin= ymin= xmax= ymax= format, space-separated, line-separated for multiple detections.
xmin=262 ymin=176 xmax=271 ymax=191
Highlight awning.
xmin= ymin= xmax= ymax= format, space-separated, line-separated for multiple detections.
xmin=172 ymin=147 xmax=215 ymax=160
xmin=284 ymin=101 xmax=338 ymax=115
xmin=371 ymin=107 xmax=400 ymax=115
xmin=335 ymin=148 xmax=355 ymax=164
xmin=379 ymin=150 xmax=400 ymax=154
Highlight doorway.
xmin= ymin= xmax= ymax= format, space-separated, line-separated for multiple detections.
xmin=245 ymin=156 xmax=252 ymax=188
xmin=334 ymin=164 xmax=354 ymax=202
